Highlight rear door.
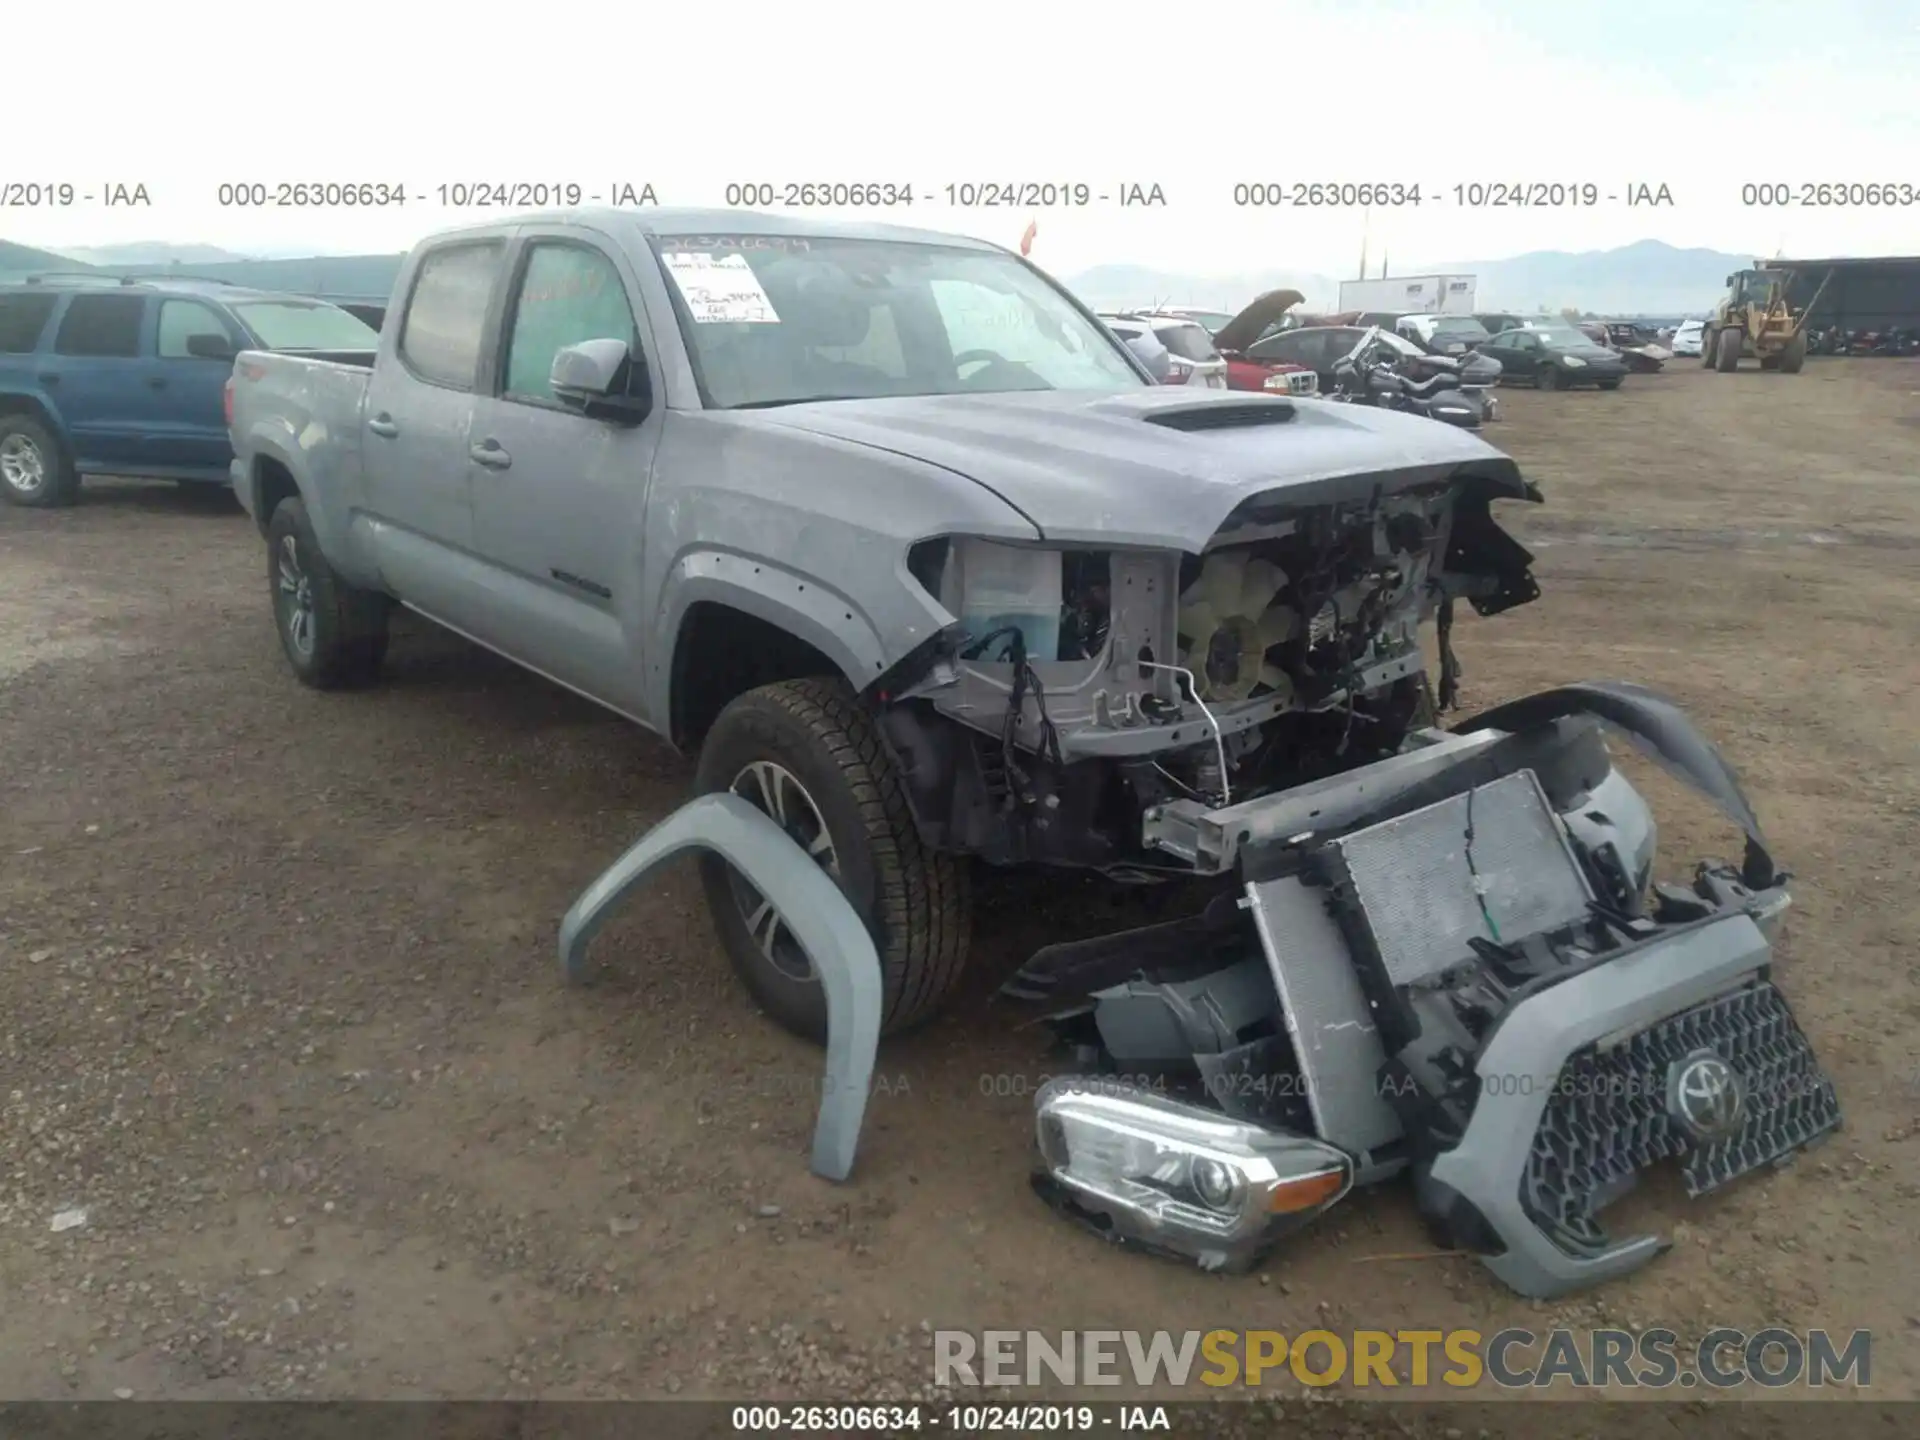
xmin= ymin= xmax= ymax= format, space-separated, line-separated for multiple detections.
xmin=362 ymin=238 xmax=509 ymax=554
xmin=462 ymin=229 xmax=664 ymax=711
xmin=149 ymin=297 xmax=243 ymax=476
xmin=42 ymin=293 xmax=154 ymax=468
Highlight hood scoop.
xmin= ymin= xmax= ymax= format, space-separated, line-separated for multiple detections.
xmin=1143 ymin=400 xmax=1297 ymax=432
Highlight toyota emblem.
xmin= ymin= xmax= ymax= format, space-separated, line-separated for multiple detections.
xmin=1667 ymin=1050 xmax=1747 ymax=1140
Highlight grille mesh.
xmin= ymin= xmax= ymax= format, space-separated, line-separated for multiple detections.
xmin=1520 ymin=982 xmax=1842 ymax=1252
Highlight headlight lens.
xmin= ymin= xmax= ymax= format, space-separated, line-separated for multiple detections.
xmin=1562 ymin=355 xmax=1587 ymax=368
xmin=1033 ymin=1079 xmax=1352 ymax=1271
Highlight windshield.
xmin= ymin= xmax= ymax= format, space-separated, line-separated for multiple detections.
xmin=650 ymin=234 xmax=1145 ymax=408
xmin=232 ymin=300 xmax=379 ymax=351
xmin=1533 ymin=326 xmax=1594 ymax=347
xmin=1431 ymin=317 xmax=1490 ymax=342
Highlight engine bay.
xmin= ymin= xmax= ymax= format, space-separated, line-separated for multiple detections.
xmin=880 ymin=470 xmax=1541 ymax=873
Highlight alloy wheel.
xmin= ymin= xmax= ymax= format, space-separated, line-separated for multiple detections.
xmin=725 ymin=760 xmax=841 ymax=982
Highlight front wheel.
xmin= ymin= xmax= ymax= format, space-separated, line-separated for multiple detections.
xmin=266 ymin=497 xmax=391 ymax=689
xmin=1598 ymin=378 xmax=1622 ymax=390
xmin=1715 ymin=326 xmax=1743 ymax=372
xmin=0 ymin=413 xmax=78 ymax=507
xmin=694 ymin=678 xmax=972 ymax=1042
xmin=1535 ymin=364 xmax=1562 ymax=391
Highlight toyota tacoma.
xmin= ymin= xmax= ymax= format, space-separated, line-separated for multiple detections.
xmin=226 ymin=209 xmax=1837 ymax=1297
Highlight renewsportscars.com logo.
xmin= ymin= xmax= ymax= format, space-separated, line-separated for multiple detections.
xmin=934 ymin=1327 xmax=1872 ymax=1390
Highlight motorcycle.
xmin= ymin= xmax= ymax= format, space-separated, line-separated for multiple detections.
xmin=1328 ymin=326 xmax=1489 ymax=428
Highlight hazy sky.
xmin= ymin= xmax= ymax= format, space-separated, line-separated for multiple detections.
xmin=7 ymin=0 xmax=1917 ymax=274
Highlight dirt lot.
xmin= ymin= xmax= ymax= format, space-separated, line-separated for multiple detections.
xmin=2 ymin=361 xmax=1917 ymax=1420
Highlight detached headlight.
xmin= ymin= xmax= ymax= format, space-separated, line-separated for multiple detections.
xmin=1033 ymin=1079 xmax=1352 ymax=1273
xmin=1262 ymin=373 xmax=1291 ymax=390
xmin=1561 ymin=355 xmax=1587 ymax=368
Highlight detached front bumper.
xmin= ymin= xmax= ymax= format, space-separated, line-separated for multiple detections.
xmin=1019 ymin=683 xmax=1841 ymax=1299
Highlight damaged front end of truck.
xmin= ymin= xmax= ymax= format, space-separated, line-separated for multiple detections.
xmin=864 ymin=414 xmax=1840 ymax=1300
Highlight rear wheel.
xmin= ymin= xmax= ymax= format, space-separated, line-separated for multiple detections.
xmin=0 ymin=414 xmax=78 ymax=508
xmin=1715 ymin=326 xmax=1743 ymax=372
xmin=1700 ymin=331 xmax=1716 ymax=367
xmin=266 ymin=497 xmax=391 ymax=689
xmin=694 ymin=677 xmax=972 ymax=1043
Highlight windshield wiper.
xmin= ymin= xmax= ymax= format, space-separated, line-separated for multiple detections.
xmin=728 ymin=394 xmax=857 ymax=409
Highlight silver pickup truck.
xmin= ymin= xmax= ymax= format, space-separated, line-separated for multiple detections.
xmin=229 ymin=209 xmax=1837 ymax=1297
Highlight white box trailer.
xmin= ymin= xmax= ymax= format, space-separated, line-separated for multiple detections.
xmin=1338 ymin=274 xmax=1478 ymax=315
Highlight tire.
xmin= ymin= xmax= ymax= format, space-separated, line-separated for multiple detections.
xmin=1598 ymin=378 xmax=1622 ymax=390
xmin=266 ymin=496 xmax=390 ymax=689
xmin=694 ymin=677 xmax=972 ymax=1043
xmin=1779 ymin=332 xmax=1807 ymax=373
xmin=1700 ymin=332 xmax=1715 ymax=367
xmin=1715 ymin=327 xmax=1743 ymax=373
xmin=1535 ymin=364 xmax=1561 ymax=391
xmin=0 ymin=413 xmax=78 ymax=508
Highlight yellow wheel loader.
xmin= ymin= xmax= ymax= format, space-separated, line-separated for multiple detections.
xmin=1703 ymin=265 xmax=1833 ymax=374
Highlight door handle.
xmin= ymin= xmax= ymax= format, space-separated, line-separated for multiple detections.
xmin=148 ymin=376 xmax=168 ymax=388
xmin=368 ymin=414 xmax=399 ymax=438
xmin=37 ymin=372 xmax=60 ymax=386
xmin=469 ymin=439 xmax=512 ymax=470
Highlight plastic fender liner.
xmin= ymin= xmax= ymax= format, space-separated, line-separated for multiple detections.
xmin=1453 ymin=680 xmax=1779 ymax=889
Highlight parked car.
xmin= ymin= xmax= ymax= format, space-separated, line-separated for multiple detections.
xmin=0 ymin=276 xmax=378 ymax=506
xmin=1670 ymin=319 xmax=1706 ymax=357
xmin=1478 ymin=324 xmax=1629 ymax=390
xmin=1098 ymin=312 xmax=1229 ymax=387
xmin=1396 ymin=313 xmax=1494 ymax=357
xmin=1210 ymin=289 xmax=1319 ymax=395
xmin=1579 ymin=321 xmax=1669 ymax=373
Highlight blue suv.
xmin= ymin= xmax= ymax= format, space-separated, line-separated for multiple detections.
xmin=0 ymin=276 xmax=379 ymax=507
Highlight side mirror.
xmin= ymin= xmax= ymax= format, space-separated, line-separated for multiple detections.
xmin=186 ymin=332 xmax=237 ymax=361
xmin=551 ymin=338 xmax=652 ymax=423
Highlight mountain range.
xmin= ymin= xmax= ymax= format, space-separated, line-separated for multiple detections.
xmin=1063 ymin=240 xmax=1761 ymax=317
xmin=5 ymin=236 xmax=1768 ymax=316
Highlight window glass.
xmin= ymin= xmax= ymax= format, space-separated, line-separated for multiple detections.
xmin=399 ymin=241 xmax=505 ymax=389
xmin=0 ymin=293 xmax=59 ymax=353
xmin=504 ymin=244 xmax=638 ymax=402
xmin=1155 ymin=323 xmax=1219 ymax=362
xmin=156 ymin=299 xmax=232 ymax=358
xmin=231 ymin=301 xmax=378 ymax=352
xmin=53 ymin=294 xmax=145 ymax=357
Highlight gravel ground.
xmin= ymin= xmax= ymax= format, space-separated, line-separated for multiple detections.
xmin=2 ymin=361 xmax=1916 ymax=1425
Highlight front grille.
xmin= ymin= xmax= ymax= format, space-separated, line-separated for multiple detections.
xmin=1520 ymin=981 xmax=1841 ymax=1253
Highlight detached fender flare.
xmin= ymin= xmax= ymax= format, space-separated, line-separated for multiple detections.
xmin=647 ymin=549 xmax=899 ymax=725
xmin=1454 ymin=680 xmax=1779 ymax=889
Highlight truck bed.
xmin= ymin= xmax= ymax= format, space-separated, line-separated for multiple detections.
xmin=227 ymin=349 xmax=375 ymax=526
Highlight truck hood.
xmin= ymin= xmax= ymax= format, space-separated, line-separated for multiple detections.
xmin=741 ymin=389 xmax=1530 ymax=551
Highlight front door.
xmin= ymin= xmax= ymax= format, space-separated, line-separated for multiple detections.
xmin=361 ymin=237 xmax=510 ymax=564
xmin=463 ymin=233 xmax=664 ymax=714
xmin=149 ymin=297 xmax=241 ymax=477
